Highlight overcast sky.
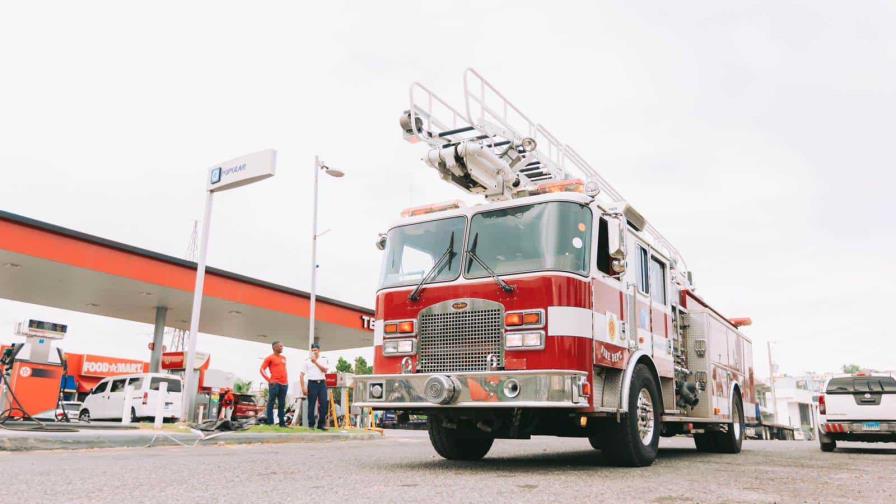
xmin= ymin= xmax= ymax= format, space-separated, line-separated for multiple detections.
xmin=2 ymin=1 xmax=894 ymax=384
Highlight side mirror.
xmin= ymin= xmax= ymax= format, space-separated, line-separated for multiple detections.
xmin=605 ymin=214 xmax=627 ymax=274
xmin=375 ymin=233 xmax=387 ymax=251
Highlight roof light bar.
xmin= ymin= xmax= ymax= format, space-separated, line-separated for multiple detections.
xmin=520 ymin=179 xmax=585 ymax=196
xmin=400 ymin=200 xmax=465 ymax=218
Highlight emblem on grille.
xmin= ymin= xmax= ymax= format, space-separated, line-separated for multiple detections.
xmin=451 ymin=301 xmax=469 ymax=311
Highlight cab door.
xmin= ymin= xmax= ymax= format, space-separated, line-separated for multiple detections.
xmin=632 ymin=242 xmax=653 ymax=354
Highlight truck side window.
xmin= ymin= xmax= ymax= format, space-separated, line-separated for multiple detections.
xmin=597 ymin=217 xmax=613 ymax=276
xmin=92 ymin=381 xmax=108 ymax=394
xmin=638 ymin=245 xmax=649 ymax=294
xmin=649 ymin=256 xmax=666 ymax=305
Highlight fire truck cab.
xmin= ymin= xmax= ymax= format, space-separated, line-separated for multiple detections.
xmin=353 ymin=70 xmax=755 ymax=467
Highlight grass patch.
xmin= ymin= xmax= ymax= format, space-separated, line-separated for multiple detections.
xmin=247 ymin=425 xmax=320 ymax=434
xmin=246 ymin=424 xmax=373 ymax=435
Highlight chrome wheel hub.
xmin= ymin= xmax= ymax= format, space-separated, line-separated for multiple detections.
xmin=637 ymin=388 xmax=655 ymax=445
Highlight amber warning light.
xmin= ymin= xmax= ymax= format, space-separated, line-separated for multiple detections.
xmin=384 ymin=320 xmax=415 ymax=335
xmin=505 ymin=311 xmax=543 ymax=328
xmin=401 ymin=200 xmax=464 ymax=218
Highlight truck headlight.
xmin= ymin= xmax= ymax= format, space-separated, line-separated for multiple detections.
xmin=505 ymin=331 xmax=543 ymax=350
xmin=384 ymin=339 xmax=415 ymax=355
xmin=522 ymin=332 xmax=542 ymax=347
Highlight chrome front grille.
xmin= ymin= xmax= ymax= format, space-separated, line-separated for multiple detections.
xmin=418 ymin=299 xmax=503 ymax=373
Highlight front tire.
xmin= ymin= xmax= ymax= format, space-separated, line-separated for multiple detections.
xmin=427 ymin=417 xmax=494 ymax=461
xmin=601 ymin=364 xmax=662 ymax=467
xmin=79 ymin=409 xmax=90 ymax=422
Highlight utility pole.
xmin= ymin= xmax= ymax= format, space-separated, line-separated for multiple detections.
xmin=767 ymin=341 xmax=779 ymax=429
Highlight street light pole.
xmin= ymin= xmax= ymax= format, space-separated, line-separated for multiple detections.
xmin=309 ymin=155 xmax=320 ymax=353
xmin=767 ymin=341 xmax=779 ymax=429
xmin=300 ymin=156 xmax=343 ymax=428
xmin=308 ymin=155 xmax=344 ymax=353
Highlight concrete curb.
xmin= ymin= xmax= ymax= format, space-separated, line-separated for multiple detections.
xmin=0 ymin=429 xmax=381 ymax=452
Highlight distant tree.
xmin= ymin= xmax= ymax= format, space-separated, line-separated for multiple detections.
xmin=233 ymin=379 xmax=253 ymax=394
xmin=335 ymin=356 xmax=353 ymax=373
xmin=842 ymin=364 xmax=862 ymax=374
xmin=353 ymin=356 xmax=373 ymax=375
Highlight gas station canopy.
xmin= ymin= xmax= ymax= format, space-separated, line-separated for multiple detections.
xmin=0 ymin=210 xmax=375 ymax=351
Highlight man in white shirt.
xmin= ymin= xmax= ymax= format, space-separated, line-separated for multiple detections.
xmin=300 ymin=343 xmax=331 ymax=430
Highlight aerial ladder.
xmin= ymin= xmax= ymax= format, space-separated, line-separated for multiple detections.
xmin=399 ymin=68 xmax=692 ymax=290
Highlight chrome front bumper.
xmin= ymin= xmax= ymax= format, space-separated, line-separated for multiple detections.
xmin=353 ymin=370 xmax=589 ymax=409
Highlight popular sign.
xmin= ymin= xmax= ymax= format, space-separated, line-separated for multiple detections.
xmin=207 ymin=149 xmax=277 ymax=193
xmin=161 ymin=351 xmax=210 ymax=370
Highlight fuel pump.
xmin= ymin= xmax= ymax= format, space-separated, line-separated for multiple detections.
xmin=0 ymin=320 xmax=70 ymax=423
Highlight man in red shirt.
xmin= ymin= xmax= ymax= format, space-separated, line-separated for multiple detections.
xmin=259 ymin=341 xmax=288 ymax=427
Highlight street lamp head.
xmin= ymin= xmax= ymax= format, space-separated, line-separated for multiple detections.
xmin=323 ymin=166 xmax=345 ymax=178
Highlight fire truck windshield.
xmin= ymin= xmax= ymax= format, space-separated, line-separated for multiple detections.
xmin=379 ymin=216 xmax=466 ymax=289
xmin=466 ymin=201 xmax=591 ymax=279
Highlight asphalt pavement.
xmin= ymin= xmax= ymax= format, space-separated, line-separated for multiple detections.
xmin=1 ymin=430 xmax=894 ymax=503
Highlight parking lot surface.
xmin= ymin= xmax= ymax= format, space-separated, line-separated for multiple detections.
xmin=2 ymin=430 xmax=894 ymax=503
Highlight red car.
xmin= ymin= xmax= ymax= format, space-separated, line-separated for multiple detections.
xmin=232 ymin=394 xmax=264 ymax=421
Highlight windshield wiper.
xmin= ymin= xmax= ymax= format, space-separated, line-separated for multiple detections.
xmin=409 ymin=232 xmax=455 ymax=302
xmin=466 ymin=233 xmax=515 ymax=294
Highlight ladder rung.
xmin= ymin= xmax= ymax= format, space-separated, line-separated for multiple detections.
xmin=438 ymin=126 xmax=476 ymax=138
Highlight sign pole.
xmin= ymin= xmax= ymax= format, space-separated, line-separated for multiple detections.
xmin=183 ymin=189 xmax=214 ymax=421
xmin=180 ymin=149 xmax=276 ymax=422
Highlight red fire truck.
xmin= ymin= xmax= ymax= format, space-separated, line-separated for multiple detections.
xmin=353 ymin=69 xmax=756 ymax=466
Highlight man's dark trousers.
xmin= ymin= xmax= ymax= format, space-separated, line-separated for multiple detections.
xmin=267 ymin=382 xmax=288 ymax=426
xmin=307 ymin=380 xmax=328 ymax=429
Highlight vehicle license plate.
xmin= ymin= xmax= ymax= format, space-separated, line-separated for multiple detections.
xmin=863 ymin=422 xmax=880 ymax=431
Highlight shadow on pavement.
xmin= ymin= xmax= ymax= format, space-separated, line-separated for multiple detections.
xmin=831 ymin=447 xmax=896 ymax=455
xmin=386 ymin=446 xmax=711 ymax=472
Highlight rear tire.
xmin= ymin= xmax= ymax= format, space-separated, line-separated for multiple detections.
xmin=130 ymin=407 xmax=138 ymax=423
xmin=714 ymin=392 xmax=744 ymax=454
xmin=819 ymin=433 xmax=836 ymax=452
xmin=427 ymin=417 xmax=494 ymax=461
xmin=601 ymin=364 xmax=662 ymax=467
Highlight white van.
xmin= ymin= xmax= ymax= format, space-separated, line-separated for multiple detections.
xmin=78 ymin=373 xmax=183 ymax=422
